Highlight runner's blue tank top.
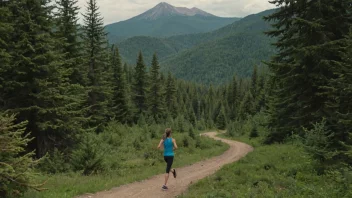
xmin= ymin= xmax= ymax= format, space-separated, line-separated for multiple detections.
xmin=163 ymin=138 xmax=174 ymax=156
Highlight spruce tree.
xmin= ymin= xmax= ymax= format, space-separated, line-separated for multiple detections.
xmin=251 ymin=65 xmax=258 ymax=100
xmin=82 ymin=0 xmax=111 ymax=129
xmin=216 ymin=106 xmax=226 ymax=130
xmin=2 ymin=0 xmax=85 ymax=157
xmin=165 ymin=72 xmax=177 ymax=118
xmin=0 ymin=0 xmax=13 ymax=109
xmin=55 ymin=0 xmax=84 ymax=84
xmin=264 ymin=0 xmax=352 ymax=143
xmin=111 ymin=47 xmax=129 ymax=123
xmin=147 ymin=53 xmax=164 ymax=121
xmin=132 ymin=51 xmax=148 ymax=118
xmin=0 ymin=113 xmax=44 ymax=197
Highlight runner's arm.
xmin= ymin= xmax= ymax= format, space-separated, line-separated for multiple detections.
xmin=157 ymin=139 xmax=164 ymax=149
xmin=173 ymin=139 xmax=178 ymax=150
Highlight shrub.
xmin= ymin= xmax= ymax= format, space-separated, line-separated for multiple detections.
xmin=39 ymin=148 xmax=70 ymax=174
xmin=182 ymin=136 xmax=189 ymax=147
xmin=70 ymin=134 xmax=106 ymax=175
xmin=250 ymin=125 xmax=259 ymax=138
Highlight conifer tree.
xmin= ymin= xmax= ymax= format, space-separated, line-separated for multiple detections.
xmin=0 ymin=113 xmax=44 ymax=197
xmin=0 ymin=0 xmax=13 ymax=109
xmin=55 ymin=0 xmax=83 ymax=84
xmin=165 ymin=72 xmax=177 ymax=118
xmin=264 ymin=0 xmax=352 ymax=143
xmin=2 ymin=0 xmax=86 ymax=157
xmin=251 ymin=65 xmax=258 ymax=100
xmin=111 ymin=47 xmax=129 ymax=123
xmin=148 ymin=53 xmax=164 ymax=121
xmin=133 ymin=52 xmax=148 ymax=117
xmin=216 ymin=106 xmax=226 ymax=130
xmin=82 ymin=0 xmax=111 ymax=129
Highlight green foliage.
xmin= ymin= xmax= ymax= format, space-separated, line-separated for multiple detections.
xmin=216 ymin=107 xmax=226 ymax=130
xmin=82 ymin=0 xmax=111 ymax=128
xmin=39 ymin=149 xmax=70 ymax=174
xmin=132 ymin=52 xmax=148 ymax=117
xmin=147 ymin=53 xmax=164 ymax=120
xmin=116 ymin=10 xmax=275 ymax=84
xmin=54 ymin=0 xmax=84 ymax=85
xmin=181 ymin=143 xmax=351 ymax=198
xmin=249 ymin=125 xmax=259 ymax=138
xmin=71 ymin=133 xmax=106 ymax=175
xmin=0 ymin=114 xmax=42 ymax=197
xmin=111 ymin=47 xmax=130 ymax=123
xmin=303 ymin=119 xmax=337 ymax=171
xmin=264 ymin=0 xmax=352 ymax=145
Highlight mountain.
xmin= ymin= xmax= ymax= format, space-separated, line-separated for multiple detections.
xmin=105 ymin=2 xmax=239 ymax=43
xmin=160 ymin=9 xmax=276 ymax=84
xmin=117 ymin=9 xmax=276 ymax=84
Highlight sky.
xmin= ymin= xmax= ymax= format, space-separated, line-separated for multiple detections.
xmin=77 ymin=0 xmax=276 ymax=25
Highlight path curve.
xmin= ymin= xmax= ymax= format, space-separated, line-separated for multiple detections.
xmin=77 ymin=132 xmax=253 ymax=198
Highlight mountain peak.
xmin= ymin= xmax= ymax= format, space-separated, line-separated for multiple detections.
xmin=135 ymin=2 xmax=215 ymax=20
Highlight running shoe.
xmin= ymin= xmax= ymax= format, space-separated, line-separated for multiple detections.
xmin=172 ymin=169 xmax=177 ymax=178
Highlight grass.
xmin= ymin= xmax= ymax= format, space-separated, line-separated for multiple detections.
xmin=179 ymin=134 xmax=351 ymax=198
xmin=22 ymin=129 xmax=228 ymax=198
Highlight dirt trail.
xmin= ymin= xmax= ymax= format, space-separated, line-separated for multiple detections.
xmin=77 ymin=132 xmax=253 ymax=198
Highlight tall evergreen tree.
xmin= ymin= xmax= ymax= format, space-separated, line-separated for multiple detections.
xmin=111 ymin=47 xmax=129 ymax=123
xmin=132 ymin=51 xmax=148 ymax=118
xmin=55 ymin=0 xmax=84 ymax=84
xmin=82 ymin=0 xmax=111 ymax=129
xmin=1 ymin=0 xmax=85 ymax=157
xmin=165 ymin=72 xmax=177 ymax=118
xmin=147 ymin=53 xmax=164 ymax=121
xmin=264 ymin=0 xmax=352 ymax=143
xmin=251 ymin=65 xmax=258 ymax=100
xmin=0 ymin=0 xmax=13 ymax=109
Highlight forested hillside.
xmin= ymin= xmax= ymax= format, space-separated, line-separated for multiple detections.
xmin=117 ymin=9 xmax=276 ymax=84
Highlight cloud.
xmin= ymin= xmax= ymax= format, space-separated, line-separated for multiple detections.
xmin=76 ymin=0 xmax=275 ymax=25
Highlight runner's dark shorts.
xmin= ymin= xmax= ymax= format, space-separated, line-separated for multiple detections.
xmin=164 ymin=156 xmax=174 ymax=173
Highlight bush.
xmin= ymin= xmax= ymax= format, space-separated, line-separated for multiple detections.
xmin=71 ymin=134 xmax=106 ymax=175
xmin=39 ymin=148 xmax=70 ymax=174
xmin=188 ymin=126 xmax=196 ymax=139
xmin=249 ymin=125 xmax=259 ymax=138
xmin=182 ymin=136 xmax=190 ymax=147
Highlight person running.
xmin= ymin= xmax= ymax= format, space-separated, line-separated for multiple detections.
xmin=157 ymin=128 xmax=178 ymax=191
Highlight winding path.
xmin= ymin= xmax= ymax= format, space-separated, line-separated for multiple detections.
xmin=77 ymin=132 xmax=253 ymax=198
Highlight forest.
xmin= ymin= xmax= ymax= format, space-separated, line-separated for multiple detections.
xmin=0 ymin=0 xmax=351 ymax=197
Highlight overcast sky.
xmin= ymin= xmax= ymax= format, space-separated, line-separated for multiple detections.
xmin=76 ymin=0 xmax=276 ymax=25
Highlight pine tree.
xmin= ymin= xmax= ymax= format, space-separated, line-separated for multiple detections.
xmin=227 ymin=75 xmax=239 ymax=120
xmin=111 ymin=47 xmax=129 ymax=123
xmin=0 ymin=113 xmax=44 ymax=197
xmin=0 ymin=0 xmax=13 ymax=109
xmin=251 ymin=65 xmax=258 ymax=101
xmin=1 ymin=0 xmax=86 ymax=157
xmin=147 ymin=53 xmax=164 ymax=121
xmin=264 ymin=0 xmax=352 ymax=143
xmin=133 ymin=51 xmax=148 ymax=118
xmin=165 ymin=72 xmax=177 ymax=118
xmin=82 ymin=0 xmax=111 ymax=129
xmin=54 ymin=0 xmax=84 ymax=84
xmin=216 ymin=106 xmax=226 ymax=130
